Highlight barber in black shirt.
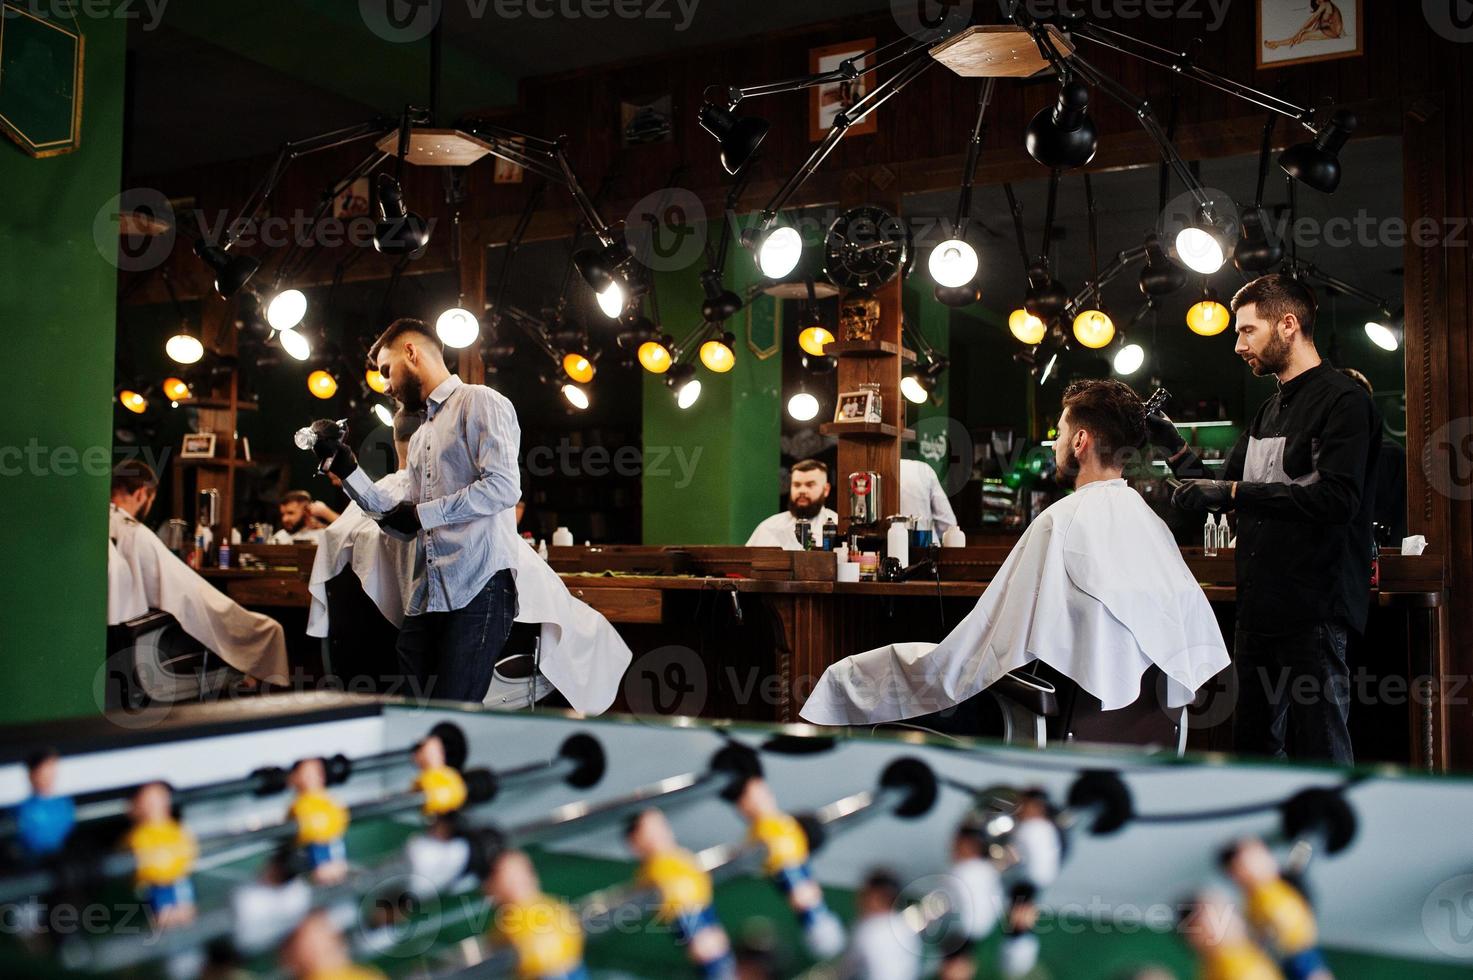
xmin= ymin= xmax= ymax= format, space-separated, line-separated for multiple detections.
xmin=1149 ymin=274 xmax=1380 ymax=764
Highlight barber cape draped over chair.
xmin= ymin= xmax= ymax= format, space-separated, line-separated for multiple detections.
xmin=800 ymin=480 xmax=1229 ymax=752
xmin=307 ymin=475 xmax=630 ymax=715
xmin=107 ymin=507 xmax=290 ymax=707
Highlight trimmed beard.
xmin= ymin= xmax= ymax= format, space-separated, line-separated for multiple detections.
xmin=1054 ymin=444 xmax=1080 ymax=491
xmin=1251 ymin=329 xmax=1293 ymax=377
xmin=789 ymin=498 xmax=824 ymax=520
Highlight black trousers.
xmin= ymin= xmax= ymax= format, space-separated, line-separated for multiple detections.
xmin=1233 ymin=622 xmax=1354 ymax=765
xmin=397 ymin=569 xmax=517 ymax=703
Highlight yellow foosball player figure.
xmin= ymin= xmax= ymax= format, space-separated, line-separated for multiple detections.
xmin=413 ymin=734 xmax=468 ymax=818
xmin=485 ymin=850 xmax=588 ymax=980
xmin=280 ymin=908 xmax=385 ymax=980
xmin=124 ymin=782 xmax=197 ymax=929
xmin=734 ymin=777 xmax=845 ymax=958
xmin=1180 ymin=891 xmax=1284 ymax=980
xmin=1221 ymin=839 xmax=1332 ymax=980
xmin=288 ymin=758 xmax=350 ymax=885
xmin=624 ymin=808 xmax=736 ymax=980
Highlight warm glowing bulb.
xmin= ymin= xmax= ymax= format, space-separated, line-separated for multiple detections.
xmin=1175 ymin=226 xmax=1226 ymax=274
xmin=373 ymin=403 xmax=394 ymax=426
xmin=901 ymin=375 xmax=929 ymax=404
xmin=119 ymin=390 xmax=147 ymax=414
xmin=700 ymin=339 xmax=736 ymax=373
xmin=266 ymin=289 xmax=307 ymax=331
xmin=1186 ymin=300 xmax=1231 ymax=337
xmin=365 ymin=368 xmax=389 ymax=393
xmin=1114 ymin=343 xmax=1145 ymax=375
xmin=638 ymin=341 xmax=672 ymax=374
xmin=676 ymin=378 xmax=702 ymax=409
xmin=787 ymin=392 xmax=819 ymax=421
xmin=162 ymin=377 xmax=190 ymax=401
xmin=1072 ymin=309 xmax=1115 ymax=349
xmin=561 ymin=383 xmax=590 ymax=410
xmin=308 ymin=369 xmax=338 ymax=399
xmin=1365 ymin=321 xmax=1399 ymax=352
xmin=928 ymin=239 xmax=978 ymax=288
xmin=596 ymin=281 xmax=626 ymax=319
xmin=436 ymin=307 xmax=479 ymax=348
xmin=798 ymin=325 xmax=835 ymax=357
xmin=562 ymin=352 xmax=596 ymax=384
xmin=166 ymin=333 xmax=204 ymax=364
xmin=278 ymin=328 xmax=310 ymax=361
xmin=1009 ymin=308 xmax=1046 ymax=345
xmin=757 ymin=226 xmax=802 ymax=278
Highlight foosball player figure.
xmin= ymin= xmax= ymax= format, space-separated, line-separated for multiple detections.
xmin=279 ymin=908 xmax=385 ymax=980
xmin=413 ymin=734 xmax=468 ymax=818
xmin=484 ymin=849 xmax=588 ymax=980
xmin=1221 ymin=838 xmax=1331 ymax=980
xmin=124 ymin=782 xmax=197 ymax=929
xmin=734 ymin=776 xmax=845 ymax=958
xmin=624 ymin=807 xmax=735 ymax=979
xmin=1179 ymin=890 xmax=1282 ymax=980
xmin=841 ymin=868 xmax=921 ymax=980
xmin=14 ymin=748 xmax=75 ymax=864
xmin=938 ymin=809 xmax=1006 ymax=980
xmin=997 ymin=789 xmax=1063 ymax=979
xmin=288 ymin=758 xmax=350 ymax=885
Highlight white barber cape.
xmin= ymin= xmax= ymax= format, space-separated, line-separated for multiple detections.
xmin=307 ymin=474 xmax=632 ymax=715
xmin=107 ymin=505 xmax=290 ymax=684
xmin=746 ymin=507 xmax=839 ymax=549
xmin=800 ymin=479 xmax=1229 ymax=725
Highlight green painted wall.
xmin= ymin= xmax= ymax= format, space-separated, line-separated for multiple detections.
xmin=641 ymin=232 xmax=781 ymax=545
xmin=903 ymin=280 xmax=953 ymax=481
xmin=0 ymin=15 xmax=128 ymax=723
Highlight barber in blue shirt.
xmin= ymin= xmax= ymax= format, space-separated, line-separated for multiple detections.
xmin=312 ymin=318 xmax=522 ymax=703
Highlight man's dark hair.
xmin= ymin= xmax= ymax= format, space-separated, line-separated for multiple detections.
xmin=1231 ymin=273 xmax=1318 ymax=339
xmin=25 ymin=747 xmax=59 ymax=772
xmin=861 ymin=869 xmax=903 ymax=906
xmin=393 ymin=408 xmax=427 ymax=445
xmin=281 ymin=490 xmax=313 ymax=506
xmin=792 ymin=459 xmax=828 ymax=478
xmin=1061 ymin=379 xmax=1148 ymax=461
xmin=111 ymin=459 xmax=158 ymax=495
xmin=368 ymin=317 xmax=443 ymax=365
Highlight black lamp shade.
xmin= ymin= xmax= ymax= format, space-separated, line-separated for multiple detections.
xmin=1279 ymin=110 xmax=1357 ymax=194
xmin=1233 ymin=208 xmax=1285 ymax=274
xmin=373 ymin=176 xmax=430 ymax=257
xmin=699 ymin=103 xmax=770 ymax=175
xmin=1024 ymin=263 xmax=1070 ymax=322
xmin=1138 ymin=235 xmax=1188 ymax=296
xmin=1025 ymin=80 xmax=1098 ymax=170
xmin=700 ymin=270 xmax=743 ymax=321
xmin=934 ymin=283 xmax=981 ymax=308
xmin=575 ymin=241 xmax=631 ymax=293
xmin=193 ymin=240 xmax=260 ymax=298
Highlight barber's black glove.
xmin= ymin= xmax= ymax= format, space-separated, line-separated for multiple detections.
xmin=1143 ymin=412 xmax=1186 ymax=456
xmin=1172 ymin=479 xmax=1236 ymax=513
xmin=308 ymin=420 xmax=358 ymax=479
xmin=377 ymin=502 xmax=422 ymax=540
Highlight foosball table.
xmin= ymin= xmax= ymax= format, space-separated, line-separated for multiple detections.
xmin=1 ymin=694 xmax=1468 ymax=978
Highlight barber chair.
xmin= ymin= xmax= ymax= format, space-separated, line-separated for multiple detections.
xmin=104 ymin=610 xmax=238 ymax=709
xmin=484 ymin=622 xmax=555 ymax=710
xmin=987 ymin=664 xmax=1188 ymax=757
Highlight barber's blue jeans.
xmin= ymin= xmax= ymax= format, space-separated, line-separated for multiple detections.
xmin=397 ymin=569 xmax=517 ymax=703
xmin=1233 ymin=623 xmax=1353 ymax=765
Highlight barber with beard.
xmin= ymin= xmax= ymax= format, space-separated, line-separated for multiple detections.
xmin=1149 ymin=274 xmax=1380 ymax=765
xmin=308 ymin=317 xmax=522 ymax=703
xmin=746 ymin=459 xmax=839 ymax=549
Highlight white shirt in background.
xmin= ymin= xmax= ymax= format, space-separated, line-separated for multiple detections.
xmin=900 ymin=458 xmax=957 ymax=535
xmin=746 ymin=506 xmax=840 ymax=549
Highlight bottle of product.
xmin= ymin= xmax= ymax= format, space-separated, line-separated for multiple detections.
xmin=822 ymin=520 xmax=838 ymax=552
xmin=218 ymin=542 xmax=231 ymax=569
xmin=551 ymin=526 xmax=574 ymax=547
xmin=835 ymin=542 xmax=850 ymax=564
xmin=537 ymin=539 xmax=548 ymax=559
xmin=1203 ymin=514 xmax=1218 ymax=557
xmin=941 ymin=526 xmax=967 ymax=548
xmin=886 ymin=517 xmax=910 ymax=569
xmin=1216 ymin=514 xmax=1232 ymax=551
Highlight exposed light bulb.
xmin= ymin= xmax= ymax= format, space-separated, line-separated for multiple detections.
xmin=266 ymin=289 xmax=307 ymax=331
xmin=928 ymin=239 xmax=978 ymax=288
xmin=757 ymin=226 xmax=802 ymax=279
xmin=787 ymin=391 xmax=819 ymax=421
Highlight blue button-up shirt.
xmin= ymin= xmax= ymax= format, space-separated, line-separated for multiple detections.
xmin=345 ymin=375 xmax=521 ymax=614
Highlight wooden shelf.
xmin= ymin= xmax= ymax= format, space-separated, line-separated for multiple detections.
xmin=823 ymin=339 xmax=916 ymax=363
xmin=181 ymin=398 xmax=259 ymax=412
xmin=820 ymin=422 xmax=915 ymax=440
xmin=930 ymin=25 xmax=1074 ymax=78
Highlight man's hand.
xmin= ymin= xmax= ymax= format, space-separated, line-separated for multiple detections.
xmin=308 ymin=420 xmax=357 ymax=479
xmin=1144 ymin=412 xmax=1186 ymax=456
xmin=1172 ymin=479 xmax=1236 ymax=513
xmin=377 ymin=502 xmax=422 ymax=540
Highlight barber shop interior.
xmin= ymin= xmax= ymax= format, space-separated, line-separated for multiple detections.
xmin=4 ymin=1 xmax=1473 ymax=977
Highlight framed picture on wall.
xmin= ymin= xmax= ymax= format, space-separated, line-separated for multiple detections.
xmin=833 ymin=389 xmax=881 ymax=424
xmin=493 ymin=136 xmax=525 ymax=183
xmin=1257 ymin=0 xmax=1362 ymax=69
xmin=809 ymin=39 xmax=878 ymax=141
xmin=181 ymin=432 xmax=217 ymax=459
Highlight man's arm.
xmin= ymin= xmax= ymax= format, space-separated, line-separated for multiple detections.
xmin=1222 ymin=431 xmax=1249 ymax=483
xmin=928 ymin=467 xmax=958 ymax=535
xmin=343 ymin=468 xmax=409 ymax=516
xmin=416 ymin=388 xmax=521 ymax=530
xmin=1234 ymin=392 xmax=1375 ymax=524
